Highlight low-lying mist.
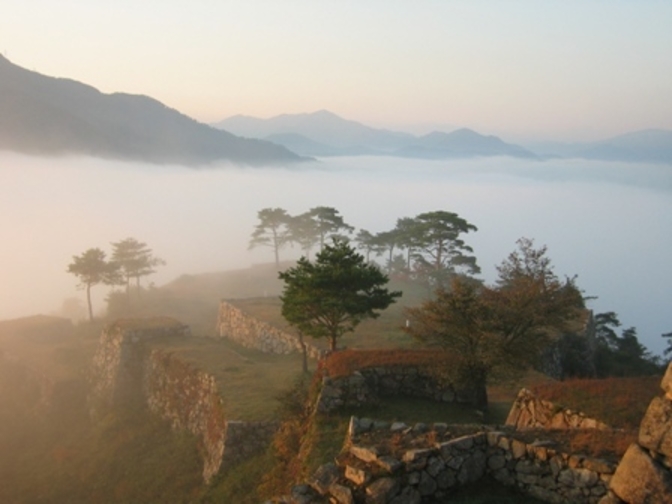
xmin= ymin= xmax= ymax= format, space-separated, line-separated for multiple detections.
xmin=1 ymin=152 xmax=670 ymax=354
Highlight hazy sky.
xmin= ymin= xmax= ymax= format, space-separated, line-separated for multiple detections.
xmin=3 ymin=1 xmax=672 ymax=141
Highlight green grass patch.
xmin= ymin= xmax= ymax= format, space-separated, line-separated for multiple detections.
xmin=200 ymin=451 xmax=276 ymax=504
xmin=150 ymin=335 xmax=313 ymax=420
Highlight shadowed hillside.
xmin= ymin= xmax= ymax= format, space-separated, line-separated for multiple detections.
xmin=0 ymin=55 xmax=304 ymax=166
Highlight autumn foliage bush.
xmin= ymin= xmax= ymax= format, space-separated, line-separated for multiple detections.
xmin=321 ymin=348 xmax=459 ymax=379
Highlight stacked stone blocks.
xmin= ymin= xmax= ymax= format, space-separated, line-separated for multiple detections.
xmin=216 ymin=301 xmax=322 ymax=358
xmin=88 ymin=318 xmax=278 ymax=483
xmin=274 ymin=419 xmax=616 ymax=504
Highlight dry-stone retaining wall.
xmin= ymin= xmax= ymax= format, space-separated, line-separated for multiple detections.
xmin=216 ymin=301 xmax=322 ymax=358
xmin=603 ymin=363 xmax=672 ymax=503
xmin=272 ymin=419 xmax=616 ymax=504
xmin=317 ymin=366 xmax=472 ymax=413
xmin=143 ymin=349 xmax=226 ymax=482
xmin=88 ymin=318 xmax=278 ymax=483
xmin=506 ymin=388 xmax=610 ymax=430
xmin=0 ymin=350 xmax=54 ymax=410
xmin=88 ymin=319 xmax=191 ymax=412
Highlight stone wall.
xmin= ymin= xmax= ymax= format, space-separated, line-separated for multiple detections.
xmin=275 ymin=419 xmax=616 ymax=504
xmin=88 ymin=319 xmax=191 ymax=413
xmin=88 ymin=318 xmax=278 ymax=483
xmin=506 ymin=388 xmax=610 ymax=431
xmin=281 ymin=363 xmax=672 ymax=504
xmin=216 ymin=301 xmax=322 ymax=359
xmin=603 ymin=363 xmax=672 ymax=503
xmin=143 ymin=349 xmax=226 ymax=482
xmin=316 ymin=365 xmax=472 ymax=413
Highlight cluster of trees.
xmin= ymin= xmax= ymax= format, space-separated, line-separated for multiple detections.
xmin=249 ymin=206 xmax=354 ymax=268
xmin=277 ymin=231 xmax=588 ymax=412
xmin=66 ymin=238 xmax=164 ymax=321
xmin=403 ymin=238 xmax=585 ymax=410
xmin=559 ymin=311 xmax=667 ymax=378
xmin=278 ymin=225 xmax=666 ymax=413
xmin=250 ymin=206 xmax=479 ymax=288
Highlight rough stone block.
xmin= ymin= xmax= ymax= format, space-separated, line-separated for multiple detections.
xmin=412 ymin=422 xmax=428 ymax=434
xmin=661 ymin=363 xmax=672 ymax=397
xmin=419 ymin=471 xmax=438 ymax=495
xmin=377 ymin=456 xmax=403 ymax=474
xmin=486 ymin=431 xmax=502 ymax=446
xmin=510 ymin=439 xmax=527 ymax=459
xmin=345 ymin=465 xmax=370 ymax=486
xmin=597 ymin=491 xmax=625 ymax=504
xmin=582 ymin=457 xmax=615 ymax=475
xmin=609 ymin=443 xmax=672 ymax=504
xmin=515 ymin=460 xmax=545 ymax=475
xmin=492 ymin=467 xmax=514 ymax=486
xmin=426 ymin=456 xmax=446 ymax=477
xmin=449 ymin=435 xmax=475 ymax=451
xmin=329 ymin=483 xmax=354 ymax=504
xmin=527 ymin=485 xmax=564 ymax=504
xmin=407 ymin=471 xmax=420 ymax=485
xmin=310 ymin=463 xmax=340 ymax=495
xmin=403 ymin=448 xmax=434 ymax=466
xmin=568 ymin=468 xmax=598 ymax=488
xmin=445 ymin=454 xmax=464 ymax=470
xmin=350 ymin=445 xmax=380 ymax=463
xmin=639 ymin=395 xmax=672 ymax=458
xmin=488 ymin=454 xmax=506 ymax=471
xmin=365 ymin=477 xmax=399 ymax=504
xmin=457 ymin=451 xmax=486 ymax=484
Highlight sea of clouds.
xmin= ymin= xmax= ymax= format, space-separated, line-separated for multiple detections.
xmin=1 ymin=153 xmax=670 ymax=354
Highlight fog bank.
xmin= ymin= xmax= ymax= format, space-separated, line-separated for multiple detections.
xmin=1 ymin=153 xmax=670 ymax=354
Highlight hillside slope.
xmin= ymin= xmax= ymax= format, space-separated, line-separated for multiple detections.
xmin=0 ymin=56 xmax=304 ymax=166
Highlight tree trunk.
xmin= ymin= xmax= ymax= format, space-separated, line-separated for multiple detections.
xmin=86 ymin=283 xmax=93 ymax=322
xmin=299 ymin=332 xmax=308 ymax=373
xmin=471 ymin=368 xmax=489 ymax=417
xmin=330 ymin=335 xmax=337 ymax=351
xmin=125 ymin=276 xmax=131 ymax=304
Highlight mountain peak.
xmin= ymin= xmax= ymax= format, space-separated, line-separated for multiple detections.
xmin=215 ymin=112 xmax=535 ymax=159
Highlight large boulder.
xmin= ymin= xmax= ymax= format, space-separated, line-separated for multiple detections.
xmin=609 ymin=443 xmax=672 ymax=504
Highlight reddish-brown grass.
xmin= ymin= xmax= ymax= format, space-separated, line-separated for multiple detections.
xmin=531 ymin=376 xmax=662 ymax=429
xmin=322 ymin=348 xmax=459 ymax=379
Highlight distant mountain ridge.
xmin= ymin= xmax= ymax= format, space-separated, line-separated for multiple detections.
xmin=578 ymin=129 xmax=672 ymax=164
xmin=214 ymin=110 xmax=537 ymax=159
xmin=216 ymin=111 xmax=672 ymax=164
xmin=527 ymin=129 xmax=672 ymax=164
xmin=0 ymin=56 xmax=303 ymax=166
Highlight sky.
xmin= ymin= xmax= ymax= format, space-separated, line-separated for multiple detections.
xmin=3 ymin=1 xmax=672 ymax=142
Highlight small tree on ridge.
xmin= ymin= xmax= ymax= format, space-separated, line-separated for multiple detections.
xmin=279 ymin=239 xmax=401 ymax=351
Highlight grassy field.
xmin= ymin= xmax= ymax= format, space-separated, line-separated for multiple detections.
xmin=151 ymin=334 xmax=312 ymax=420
